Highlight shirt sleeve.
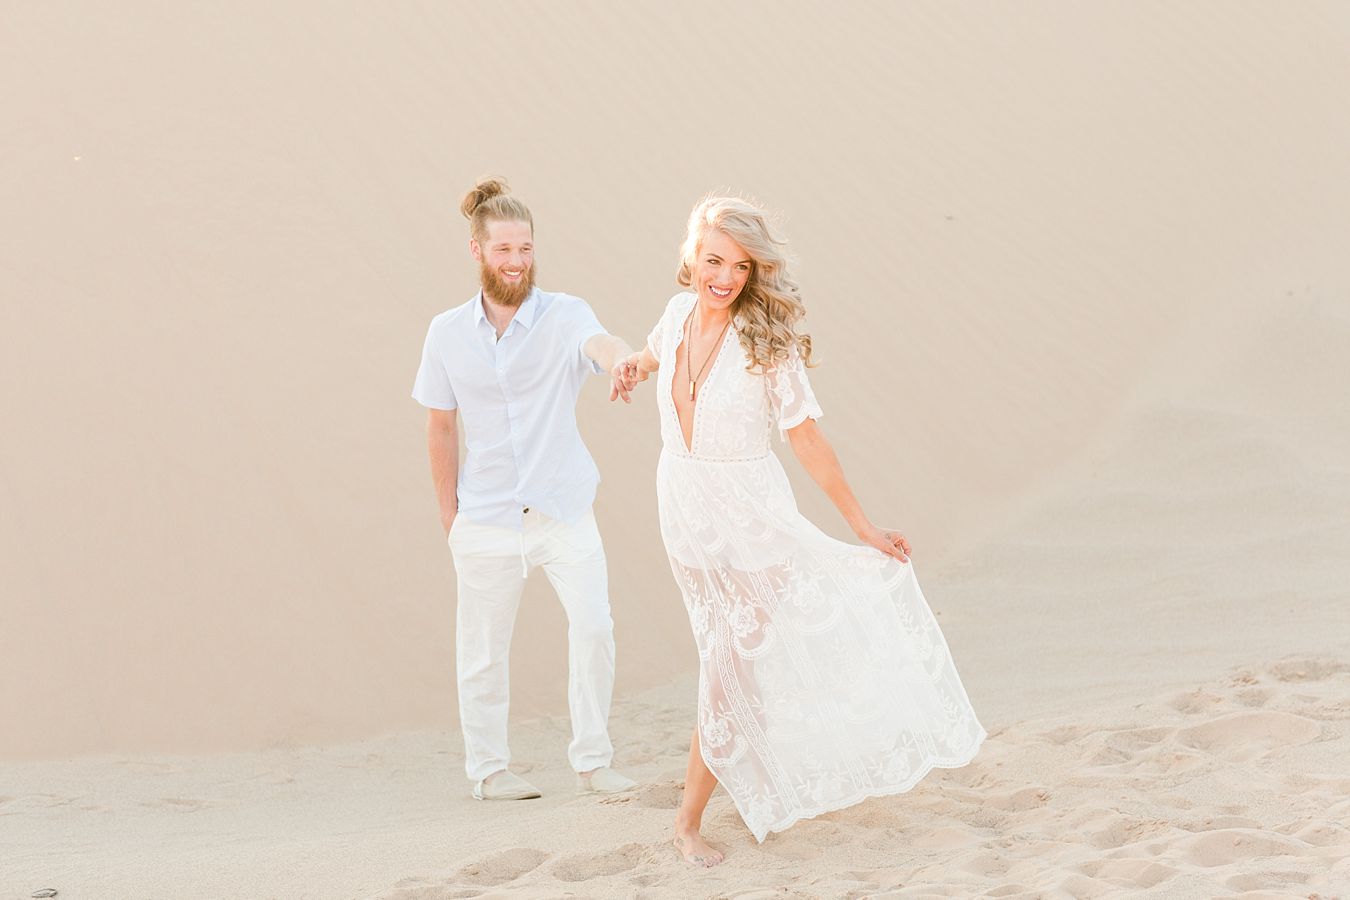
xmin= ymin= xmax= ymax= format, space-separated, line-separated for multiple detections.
xmin=411 ymin=321 xmax=457 ymax=410
xmin=765 ymin=342 xmax=823 ymax=437
xmin=568 ymin=297 xmax=608 ymax=376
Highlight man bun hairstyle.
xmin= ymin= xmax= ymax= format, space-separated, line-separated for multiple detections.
xmin=461 ymin=176 xmax=534 ymax=243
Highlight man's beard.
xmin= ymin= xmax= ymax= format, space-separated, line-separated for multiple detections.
xmin=480 ymin=260 xmax=537 ymax=308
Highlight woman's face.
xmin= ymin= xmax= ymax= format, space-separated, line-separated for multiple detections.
xmin=693 ymin=228 xmax=752 ymax=313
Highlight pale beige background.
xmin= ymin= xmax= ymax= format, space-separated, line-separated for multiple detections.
xmin=6 ymin=5 xmax=1350 ymax=898
xmin=3 ymin=2 xmax=1348 ymax=764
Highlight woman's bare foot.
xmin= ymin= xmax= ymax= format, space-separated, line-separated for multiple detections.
xmin=673 ymin=828 xmax=724 ymax=867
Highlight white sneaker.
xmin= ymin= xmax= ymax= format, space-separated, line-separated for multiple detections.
xmin=473 ymin=770 xmax=542 ymax=801
xmin=576 ymin=766 xmax=638 ymax=794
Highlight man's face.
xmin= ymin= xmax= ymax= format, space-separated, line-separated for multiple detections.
xmin=471 ymin=219 xmax=535 ymax=307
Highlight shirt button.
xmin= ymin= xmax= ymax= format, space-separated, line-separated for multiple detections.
xmin=523 ymin=507 xmax=530 ymax=514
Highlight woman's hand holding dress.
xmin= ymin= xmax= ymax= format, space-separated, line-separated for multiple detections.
xmin=855 ymin=523 xmax=911 ymax=563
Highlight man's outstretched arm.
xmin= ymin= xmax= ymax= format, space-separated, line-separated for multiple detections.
xmin=583 ymin=333 xmax=634 ymax=373
xmin=584 ymin=333 xmax=637 ymax=402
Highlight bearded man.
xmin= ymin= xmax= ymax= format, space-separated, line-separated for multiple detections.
xmin=412 ymin=177 xmax=637 ymax=801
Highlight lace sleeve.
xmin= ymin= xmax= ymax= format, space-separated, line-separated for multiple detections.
xmin=646 ymin=292 xmax=691 ymax=363
xmin=765 ymin=344 xmax=823 ymax=437
xmin=645 ymin=311 xmax=664 ymax=363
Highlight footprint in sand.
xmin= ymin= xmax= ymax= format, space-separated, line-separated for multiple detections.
xmin=1276 ymin=818 xmax=1350 ymax=848
xmin=985 ymin=786 xmax=1052 ymax=812
xmin=1056 ymin=873 xmax=1114 ymax=897
xmin=1083 ymin=814 xmax=1175 ymax=850
xmin=383 ymin=879 xmax=482 ymax=900
xmin=1136 ymin=747 xmax=1209 ymax=776
xmin=945 ymin=801 xmax=1008 ymax=831
xmin=629 ymin=872 xmax=664 ymax=888
xmin=1169 ymin=689 xmax=1225 ymax=715
xmin=956 ymin=850 xmax=1012 ymax=878
xmin=1177 ymin=814 xmax=1263 ymax=833
xmin=1036 ymin=723 xmax=1096 ymax=745
xmin=911 ymin=826 xmax=982 ymax=851
xmin=1235 ymin=687 xmax=1272 ymax=707
xmin=600 ymin=781 xmax=681 ymax=809
xmin=1224 ymin=869 xmax=1312 ymax=892
xmin=550 ymin=842 xmax=643 ymax=882
xmin=1104 ymin=726 xmax=1173 ymax=753
xmin=1268 ymin=657 xmax=1349 ymax=682
xmin=1178 ymin=828 xmax=1307 ymax=868
xmin=1308 ymin=854 xmax=1350 ymax=894
xmin=455 ymin=848 xmax=548 ymax=886
xmin=935 ymin=762 xmax=999 ymax=789
xmin=1087 ymin=745 xmax=1131 ymax=767
xmin=1079 ymin=858 xmax=1178 ymax=889
xmin=760 ymin=829 xmax=824 ymax=861
xmin=1176 ymin=711 xmax=1322 ymax=760
xmin=1157 ymin=794 xmax=1194 ymax=811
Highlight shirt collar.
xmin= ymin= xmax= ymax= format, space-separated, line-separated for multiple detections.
xmin=473 ymin=287 xmax=541 ymax=332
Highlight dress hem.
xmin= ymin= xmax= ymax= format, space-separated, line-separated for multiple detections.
xmin=708 ymin=726 xmax=990 ymax=844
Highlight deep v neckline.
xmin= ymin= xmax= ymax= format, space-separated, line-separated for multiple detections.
xmin=671 ymin=301 xmax=735 ymax=454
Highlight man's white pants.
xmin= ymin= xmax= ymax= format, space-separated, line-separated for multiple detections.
xmin=448 ymin=507 xmax=616 ymax=783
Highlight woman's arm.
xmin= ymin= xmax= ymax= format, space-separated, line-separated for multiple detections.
xmin=787 ymin=418 xmax=911 ymax=562
xmin=619 ymin=346 xmax=659 ymax=375
xmin=634 ymin=346 xmax=659 ymax=373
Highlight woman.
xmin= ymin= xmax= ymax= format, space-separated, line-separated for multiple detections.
xmin=615 ymin=196 xmax=985 ymax=866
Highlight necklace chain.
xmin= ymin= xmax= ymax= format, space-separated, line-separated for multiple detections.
xmin=685 ymin=309 xmax=732 ymax=401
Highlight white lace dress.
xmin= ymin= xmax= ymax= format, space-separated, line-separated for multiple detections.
xmin=646 ymin=292 xmax=986 ymax=841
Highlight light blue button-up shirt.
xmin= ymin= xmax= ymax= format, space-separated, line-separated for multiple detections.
xmin=412 ymin=288 xmax=608 ymax=531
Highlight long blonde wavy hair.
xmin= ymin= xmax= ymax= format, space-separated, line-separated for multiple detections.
xmin=677 ymin=195 xmax=814 ymax=371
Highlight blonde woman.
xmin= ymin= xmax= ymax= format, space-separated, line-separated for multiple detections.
xmin=613 ymin=197 xmax=985 ymax=865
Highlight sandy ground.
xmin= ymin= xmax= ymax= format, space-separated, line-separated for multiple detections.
xmin=6 ymin=664 xmax=1349 ymax=898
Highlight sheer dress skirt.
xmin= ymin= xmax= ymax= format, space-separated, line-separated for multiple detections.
xmin=657 ymin=448 xmax=986 ymax=841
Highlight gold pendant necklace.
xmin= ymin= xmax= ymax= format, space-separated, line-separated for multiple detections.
xmin=686 ymin=310 xmax=732 ymax=400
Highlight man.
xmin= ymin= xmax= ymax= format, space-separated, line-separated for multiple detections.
xmin=412 ymin=177 xmax=637 ymax=800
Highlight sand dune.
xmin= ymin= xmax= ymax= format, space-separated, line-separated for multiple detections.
xmin=4 ymin=2 xmax=1350 ymax=897
xmin=5 ymin=1 xmax=1350 ymax=758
